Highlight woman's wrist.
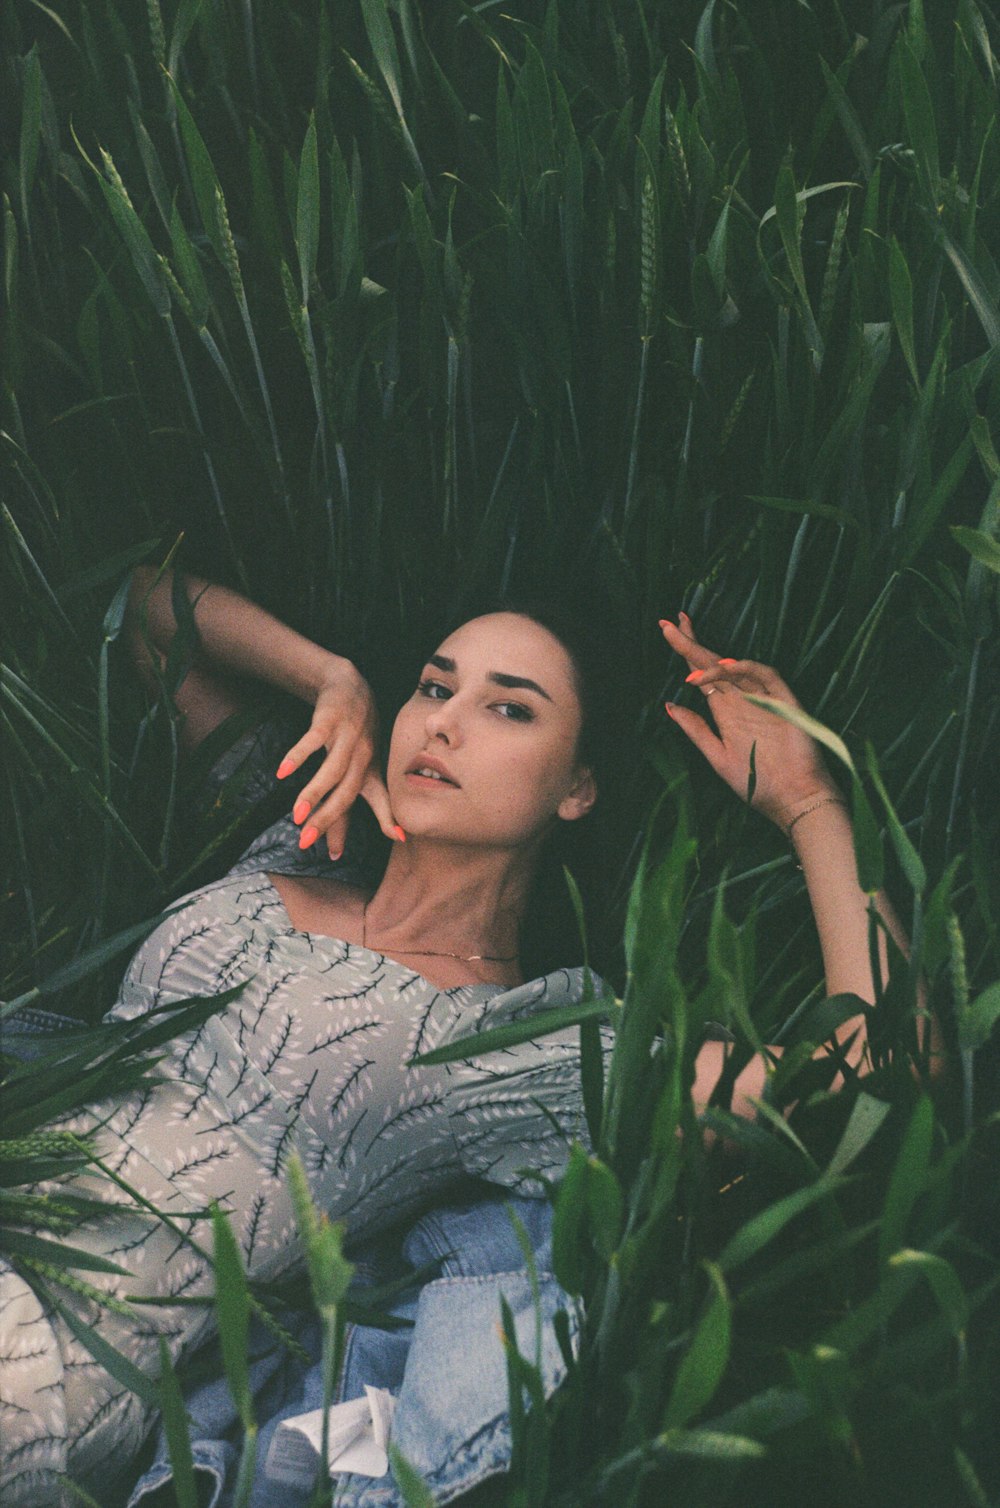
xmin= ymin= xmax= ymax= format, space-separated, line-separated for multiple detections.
xmin=758 ymin=781 xmax=843 ymax=836
xmin=129 ymin=567 xmax=358 ymax=708
xmin=786 ymin=791 xmax=853 ymax=872
xmin=291 ymin=645 xmax=357 ymax=705
xmin=782 ymin=791 xmax=849 ymax=841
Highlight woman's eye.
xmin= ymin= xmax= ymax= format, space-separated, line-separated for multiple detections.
xmin=495 ymin=701 xmax=533 ymax=722
xmin=416 ymin=679 xmax=450 ymax=700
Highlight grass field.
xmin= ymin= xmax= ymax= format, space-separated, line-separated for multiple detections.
xmin=2 ymin=1 xmax=1000 ymax=1503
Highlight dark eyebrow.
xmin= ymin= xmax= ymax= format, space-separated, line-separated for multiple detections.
xmin=427 ymin=653 xmax=553 ymax=703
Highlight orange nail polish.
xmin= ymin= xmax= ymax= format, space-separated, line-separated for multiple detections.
xmin=718 ymin=658 xmax=737 ymax=667
xmin=391 ymin=825 xmax=406 ymax=842
xmin=664 ymin=703 xmax=677 ymax=718
xmin=292 ymin=798 xmax=311 ymax=825
xmin=299 ymin=825 xmax=319 ymax=850
xmin=685 ymin=669 xmax=705 ymax=684
xmin=276 ymin=757 xmax=296 ymax=780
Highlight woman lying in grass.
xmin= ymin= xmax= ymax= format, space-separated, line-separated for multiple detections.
xmin=0 ymin=569 xmax=915 ymax=1505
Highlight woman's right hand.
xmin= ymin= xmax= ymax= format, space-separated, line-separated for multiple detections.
xmin=275 ymin=659 xmax=403 ymax=858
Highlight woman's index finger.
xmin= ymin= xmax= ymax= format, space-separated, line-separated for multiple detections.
xmin=274 ymin=725 xmax=329 ymax=779
xmin=658 ymin=617 xmax=721 ymax=668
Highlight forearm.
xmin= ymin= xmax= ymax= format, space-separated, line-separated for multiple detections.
xmin=789 ymin=797 xmax=908 ymax=1004
xmin=127 ymin=565 xmax=346 ymax=705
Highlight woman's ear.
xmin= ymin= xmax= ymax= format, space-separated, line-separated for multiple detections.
xmin=557 ymin=766 xmax=597 ymax=822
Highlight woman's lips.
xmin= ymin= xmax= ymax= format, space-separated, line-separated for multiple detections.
xmin=405 ymin=771 xmax=458 ymax=788
xmin=405 ymin=754 xmax=459 ymax=785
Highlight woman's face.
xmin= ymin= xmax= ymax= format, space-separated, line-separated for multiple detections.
xmin=386 ymin=613 xmax=596 ymax=850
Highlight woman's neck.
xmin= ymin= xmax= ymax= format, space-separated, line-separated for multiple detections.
xmin=364 ymin=838 xmax=537 ymax=967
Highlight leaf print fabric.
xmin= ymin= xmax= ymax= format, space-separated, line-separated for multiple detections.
xmin=0 ymin=809 xmax=607 ymax=1506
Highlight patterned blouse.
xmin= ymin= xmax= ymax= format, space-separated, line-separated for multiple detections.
xmin=0 ymin=809 xmax=605 ymax=1506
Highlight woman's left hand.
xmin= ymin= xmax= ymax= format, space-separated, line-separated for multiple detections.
xmin=660 ymin=612 xmax=838 ymax=831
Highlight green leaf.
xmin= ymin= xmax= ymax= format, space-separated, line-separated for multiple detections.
xmin=165 ymin=74 xmax=232 ymax=274
xmin=1 ymin=1229 xmax=130 ymax=1275
xmin=168 ymin=200 xmax=210 ymax=326
xmin=703 ymin=1385 xmax=811 ymax=1438
xmin=951 ymin=525 xmax=1000 ymax=575
xmin=212 ymin=1206 xmax=253 ymax=1430
xmin=359 ymin=0 xmax=423 ymax=178
xmin=551 ymin=1143 xmax=588 ymax=1295
xmin=19 ymin=45 xmax=42 ymax=231
xmin=408 ymin=994 xmax=616 ymax=1066
xmin=958 ymin=980 xmax=1000 ymax=1049
xmin=888 ymin=1249 xmax=968 ymax=1334
xmin=656 ymin=1428 xmax=767 ymax=1460
xmin=360 ymin=0 xmax=404 ymax=116
xmin=95 ymin=153 xmax=170 ymax=317
xmin=719 ymin=1178 xmax=844 ymax=1272
xmin=866 ymin=746 xmax=926 ymax=894
xmin=742 ymin=696 xmax=856 ymax=774
xmin=889 ymin=238 xmax=919 ymax=385
xmin=939 ymin=229 xmax=1000 ymax=348
xmin=758 ymin=180 xmax=859 ymax=234
xmin=878 ymin=1095 xmax=934 ymax=1267
xmin=819 ymin=56 xmax=873 ymax=177
xmin=970 ymin=415 xmax=1000 ymax=481
xmin=57 ymin=540 xmax=161 ymax=600
xmin=897 ymin=39 xmax=939 ymax=198
xmin=1 ymin=904 xmax=192 ymax=1020
xmin=747 ymin=495 xmax=857 ymax=527
xmin=47 ymin=1291 xmax=160 ymax=1405
xmin=157 ymin=1338 xmax=199 ymax=1508
xmin=388 ymin=1444 xmax=436 ymax=1507
xmin=662 ymin=1264 xmax=730 ymax=1429
xmin=827 ymin=1092 xmax=892 ymax=1176
xmin=296 ymin=112 xmax=319 ymax=303
xmin=287 ymin=1152 xmax=354 ymax=1311
xmin=693 ymin=0 xmax=720 ymax=84
xmin=585 ymin=1155 xmax=623 ymax=1261
xmin=167 ymin=0 xmax=203 ymax=76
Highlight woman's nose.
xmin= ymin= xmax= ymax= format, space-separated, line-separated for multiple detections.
xmin=424 ymin=697 xmax=462 ymax=745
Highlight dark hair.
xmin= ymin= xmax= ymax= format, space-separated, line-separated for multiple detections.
xmin=446 ymin=595 xmax=640 ymax=987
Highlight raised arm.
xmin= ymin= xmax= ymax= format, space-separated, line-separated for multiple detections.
xmin=126 ymin=565 xmax=401 ymax=856
xmin=658 ymin=611 xmax=919 ymax=1113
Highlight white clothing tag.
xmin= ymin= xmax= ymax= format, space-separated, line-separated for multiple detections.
xmin=264 ymin=1386 xmax=396 ymax=1486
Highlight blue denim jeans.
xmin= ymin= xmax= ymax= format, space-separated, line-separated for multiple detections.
xmin=126 ymin=1191 xmax=571 ymax=1507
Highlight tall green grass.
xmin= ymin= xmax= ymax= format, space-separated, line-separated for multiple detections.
xmin=2 ymin=0 xmax=999 ymax=1502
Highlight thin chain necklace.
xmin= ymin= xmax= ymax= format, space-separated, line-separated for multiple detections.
xmin=361 ymin=898 xmax=519 ymax=963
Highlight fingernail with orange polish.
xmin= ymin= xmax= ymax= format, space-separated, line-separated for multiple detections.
xmin=685 ymin=669 xmax=705 ymax=684
xmin=391 ymin=825 xmax=406 ymax=842
xmin=718 ymin=658 xmax=738 ymax=667
xmin=292 ymin=799 xmax=311 ymax=825
xmin=276 ymin=758 xmax=296 ymax=780
xmin=299 ymin=825 xmax=319 ymax=850
xmin=658 ymin=619 xmax=675 ymax=631
xmin=665 ymin=703 xmax=677 ymax=718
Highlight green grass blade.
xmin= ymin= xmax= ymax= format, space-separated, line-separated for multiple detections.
xmin=157 ymin=1337 xmax=200 ymax=1508
xmin=662 ymin=1263 xmax=730 ymax=1429
xmin=296 ymin=112 xmax=319 ymax=303
xmin=878 ymin=1095 xmax=934 ymax=1268
xmin=211 ymin=1205 xmax=253 ymax=1430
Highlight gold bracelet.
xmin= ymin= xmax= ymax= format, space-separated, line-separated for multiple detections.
xmin=784 ymin=795 xmax=848 ymax=840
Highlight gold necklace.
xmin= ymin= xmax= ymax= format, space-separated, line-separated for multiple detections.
xmin=361 ymin=898 xmax=519 ymax=963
